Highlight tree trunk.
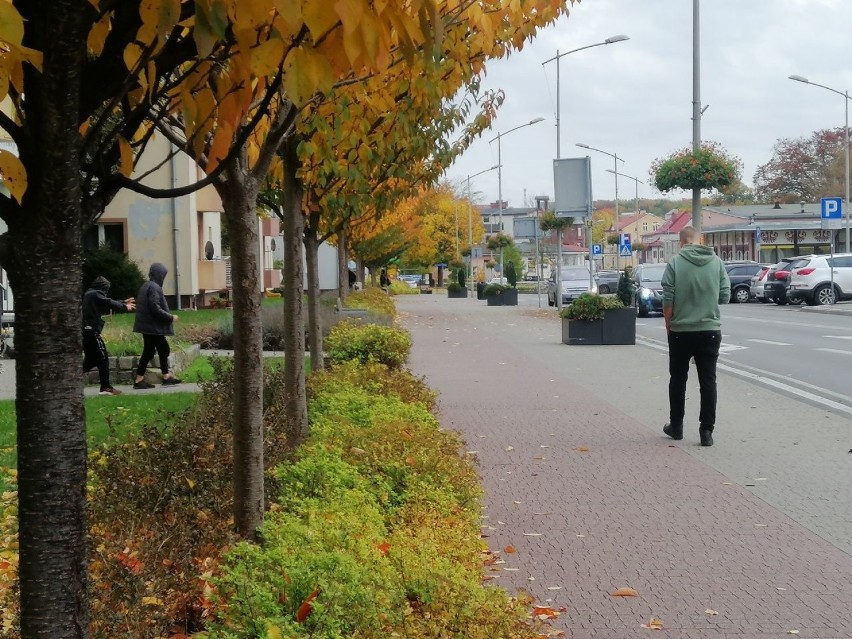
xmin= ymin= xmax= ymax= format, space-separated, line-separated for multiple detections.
xmin=280 ymin=138 xmax=309 ymax=440
xmin=215 ymin=157 xmax=265 ymax=541
xmin=10 ymin=2 xmax=90 ymax=635
xmin=337 ymin=225 xmax=348 ymax=303
xmin=356 ymin=257 xmax=365 ymax=286
xmin=303 ymin=225 xmax=324 ymax=371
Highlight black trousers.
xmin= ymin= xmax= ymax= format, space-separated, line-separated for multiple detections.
xmin=668 ymin=330 xmax=721 ymax=430
xmin=136 ymin=334 xmax=170 ymax=377
xmin=82 ymin=328 xmax=111 ymax=391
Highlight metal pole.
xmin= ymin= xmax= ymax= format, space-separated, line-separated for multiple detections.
xmin=556 ymin=51 xmax=561 ymax=159
xmin=467 ymin=177 xmax=473 ymax=292
xmin=497 ymin=133 xmax=504 ymax=278
xmin=846 ymin=91 xmax=850 ymax=252
xmin=692 ymin=0 xmax=702 ymax=232
xmin=556 ymin=229 xmax=563 ymax=312
xmin=535 ymin=210 xmax=541 ymax=307
xmin=454 ymin=203 xmax=460 ymax=260
xmin=614 ymin=154 xmax=620 ymax=271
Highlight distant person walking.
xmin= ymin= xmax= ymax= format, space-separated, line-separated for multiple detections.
xmin=380 ymin=268 xmax=391 ymax=291
xmin=82 ymin=276 xmax=135 ymax=396
xmin=661 ymin=226 xmax=730 ymax=446
xmin=133 ymin=263 xmax=181 ymax=389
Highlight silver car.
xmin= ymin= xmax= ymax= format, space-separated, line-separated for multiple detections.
xmin=547 ymin=266 xmax=597 ymax=306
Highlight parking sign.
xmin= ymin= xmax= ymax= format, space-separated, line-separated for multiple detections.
xmin=821 ymin=197 xmax=843 ymax=229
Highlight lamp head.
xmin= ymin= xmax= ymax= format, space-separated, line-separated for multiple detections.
xmin=529 ymin=117 xmax=545 ymax=125
xmin=605 ymin=35 xmax=630 ymax=44
xmin=789 ymin=74 xmax=809 ymax=84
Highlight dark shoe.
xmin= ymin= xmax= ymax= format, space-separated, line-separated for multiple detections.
xmin=133 ymin=380 xmax=155 ymax=389
xmin=663 ymin=423 xmax=683 ymax=440
xmin=98 ymin=388 xmax=122 ymax=396
xmin=699 ymin=428 xmax=714 ymax=447
xmin=162 ymin=377 xmax=182 ymax=386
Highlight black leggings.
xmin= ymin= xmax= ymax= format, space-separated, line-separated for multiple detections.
xmin=136 ymin=334 xmax=170 ymax=377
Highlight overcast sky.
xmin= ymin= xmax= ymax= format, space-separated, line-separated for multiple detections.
xmin=443 ymin=0 xmax=852 ymax=209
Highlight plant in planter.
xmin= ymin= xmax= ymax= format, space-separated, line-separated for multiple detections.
xmin=560 ymin=293 xmax=635 ymax=345
xmin=447 ymin=269 xmax=468 ymax=298
xmin=483 ymin=283 xmax=506 ymax=306
xmin=502 ymin=261 xmax=519 ymax=306
xmin=457 ymin=267 xmax=466 ymax=289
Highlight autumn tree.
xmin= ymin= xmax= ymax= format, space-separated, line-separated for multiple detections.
xmin=753 ymin=128 xmax=846 ymax=202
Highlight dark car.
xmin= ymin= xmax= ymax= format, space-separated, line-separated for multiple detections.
xmin=764 ymin=257 xmax=809 ymax=305
xmin=633 ymin=263 xmax=668 ymax=317
xmin=724 ymin=261 xmax=770 ymax=303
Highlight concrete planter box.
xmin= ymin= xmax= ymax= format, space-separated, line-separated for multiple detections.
xmin=486 ymin=292 xmax=504 ymax=306
xmin=447 ymin=288 xmax=468 ymax=299
xmin=562 ymin=308 xmax=636 ymax=345
xmin=476 ymin=283 xmax=487 ymax=300
xmin=85 ymin=343 xmax=201 ymax=385
xmin=502 ymin=288 xmax=518 ymax=306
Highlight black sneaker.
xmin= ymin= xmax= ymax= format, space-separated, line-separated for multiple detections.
xmin=133 ymin=380 xmax=155 ymax=389
xmin=663 ymin=423 xmax=683 ymax=440
xmin=699 ymin=428 xmax=714 ymax=447
xmin=162 ymin=377 xmax=182 ymax=386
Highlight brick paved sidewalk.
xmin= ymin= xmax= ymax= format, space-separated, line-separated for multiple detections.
xmin=397 ymin=295 xmax=852 ymax=639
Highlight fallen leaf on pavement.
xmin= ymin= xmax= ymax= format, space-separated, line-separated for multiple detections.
xmin=523 ymin=533 xmax=542 ymax=537
xmin=787 ymin=631 xmax=799 ymax=635
xmin=577 ymin=447 xmax=590 ymax=452
xmin=705 ymin=609 xmax=718 ymax=615
xmin=641 ymin=617 xmax=664 ymax=630
xmin=504 ymin=545 xmax=516 ymax=554
xmin=531 ymin=606 xmax=562 ymax=620
xmin=505 ymin=446 xmax=514 ymax=451
xmin=611 ymin=587 xmax=639 ymax=597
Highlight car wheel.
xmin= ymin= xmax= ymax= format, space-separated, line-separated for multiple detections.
xmin=598 ymin=285 xmax=610 ymax=294
xmin=733 ymin=287 xmax=750 ymax=303
xmin=773 ymin=296 xmax=788 ymax=306
xmin=788 ymin=296 xmax=804 ymax=306
xmin=759 ymin=297 xmax=770 ymax=303
xmin=814 ymin=284 xmax=836 ymax=306
xmin=635 ymin=297 xmax=649 ymax=318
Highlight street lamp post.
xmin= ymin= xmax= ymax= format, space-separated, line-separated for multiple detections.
xmin=577 ymin=143 xmax=625 ymax=269
xmin=789 ymin=74 xmax=851 ymax=252
xmin=466 ymin=165 xmax=500 ymax=292
xmin=542 ymin=35 xmax=629 ymax=159
xmin=607 ymin=168 xmax=645 ymax=266
xmin=490 ymin=117 xmax=545 ymax=277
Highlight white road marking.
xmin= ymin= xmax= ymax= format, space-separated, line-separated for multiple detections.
xmin=815 ymin=348 xmax=852 ymax=356
xmin=746 ymin=339 xmax=792 ymax=346
xmin=718 ymin=344 xmax=748 ymax=353
xmin=824 ymin=335 xmax=852 ymax=340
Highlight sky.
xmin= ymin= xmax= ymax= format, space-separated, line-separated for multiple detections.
xmin=443 ymin=0 xmax=852 ymax=209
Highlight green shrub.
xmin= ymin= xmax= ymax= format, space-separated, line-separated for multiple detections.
xmin=560 ymin=292 xmax=624 ymax=321
xmin=457 ymin=267 xmax=466 ymax=288
xmin=505 ymin=261 xmax=517 ymax=288
xmin=83 ymin=244 xmax=146 ymax=301
xmin=483 ymin=283 xmax=505 ymax=296
xmin=617 ymin=266 xmax=636 ymax=307
xmin=388 ymin=280 xmax=418 ymax=295
xmin=308 ymin=360 xmax=437 ymax=411
xmin=651 ymin=141 xmax=742 ymax=193
xmin=345 ymin=288 xmax=396 ymax=319
xmin=324 ymin=320 xmax=411 ymax=369
xmin=447 ymin=281 xmax=462 ymax=293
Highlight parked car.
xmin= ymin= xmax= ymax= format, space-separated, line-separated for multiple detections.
xmin=633 ymin=263 xmax=668 ymax=317
xmin=594 ymin=270 xmax=621 ymax=294
xmin=764 ymin=257 xmax=809 ymax=305
xmin=749 ymin=265 xmax=772 ymax=302
xmin=488 ymin=276 xmax=509 ymax=286
xmin=787 ymin=253 xmax=852 ymax=305
xmin=546 ymin=266 xmax=596 ymax=306
xmin=724 ymin=261 xmax=770 ymax=303
xmin=398 ymin=274 xmax=420 ymax=289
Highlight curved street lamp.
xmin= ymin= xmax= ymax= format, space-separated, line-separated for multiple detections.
xmin=542 ymin=35 xmax=630 ymax=159
xmin=577 ymin=143 xmax=626 ymax=269
xmin=789 ymin=74 xmax=850 ymax=252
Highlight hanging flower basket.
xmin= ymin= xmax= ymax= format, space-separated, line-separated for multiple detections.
xmin=650 ymin=142 xmax=742 ymax=193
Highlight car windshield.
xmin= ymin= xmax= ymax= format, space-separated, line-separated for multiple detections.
xmin=639 ymin=265 xmax=667 ymax=281
xmin=559 ymin=268 xmax=590 ymax=280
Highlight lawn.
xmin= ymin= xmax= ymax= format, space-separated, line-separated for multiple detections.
xmin=0 ymin=393 xmax=199 ymax=490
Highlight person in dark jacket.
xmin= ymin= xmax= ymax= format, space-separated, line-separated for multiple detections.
xmin=133 ymin=263 xmax=181 ymax=389
xmin=82 ymin=276 xmax=135 ymax=395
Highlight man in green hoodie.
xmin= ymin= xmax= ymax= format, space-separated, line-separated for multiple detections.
xmin=661 ymin=226 xmax=730 ymax=446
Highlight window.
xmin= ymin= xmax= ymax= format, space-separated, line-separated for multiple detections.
xmin=84 ymin=222 xmax=126 ymax=252
xmin=642 ymin=222 xmax=648 ymax=232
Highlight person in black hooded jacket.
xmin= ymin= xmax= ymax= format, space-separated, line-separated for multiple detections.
xmin=82 ymin=276 xmax=135 ymax=395
xmin=133 ymin=262 xmax=181 ymax=388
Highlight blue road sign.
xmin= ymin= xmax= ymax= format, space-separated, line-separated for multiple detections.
xmin=619 ymin=245 xmax=633 ymax=257
xmin=619 ymin=233 xmax=631 ymax=248
xmin=821 ymin=197 xmax=842 ymax=229
xmin=591 ymin=244 xmax=602 ymax=256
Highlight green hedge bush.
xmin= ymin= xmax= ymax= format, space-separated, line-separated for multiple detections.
xmin=324 ymin=320 xmax=411 ymax=369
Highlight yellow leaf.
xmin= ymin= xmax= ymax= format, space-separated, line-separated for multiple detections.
xmin=87 ymin=12 xmax=112 ymax=56
xmin=0 ymin=150 xmax=27 ymax=204
xmin=186 ymin=477 xmax=195 ymax=489
xmin=283 ymin=46 xmax=333 ymax=106
xmin=610 ymin=587 xmax=639 ymax=597
xmin=249 ymin=39 xmax=285 ymax=77
xmin=302 ymin=0 xmax=338 ymax=38
xmin=273 ymin=0 xmax=302 ymax=34
xmin=194 ymin=0 xmax=228 ymax=57
xmin=118 ymin=137 xmax=133 ymax=177
xmin=139 ymin=0 xmax=181 ymax=44
xmin=0 ymin=2 xmax=24 ymax=48
xmin=267 ymin=624 xmax=282 ymax=639
xmin=123 ymin=42 xmax=144 ymax=72
xmin=141 ymin=596 xmax=163 ymax=606
xmin=206 ymin=121 xmax=233 ymax=171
